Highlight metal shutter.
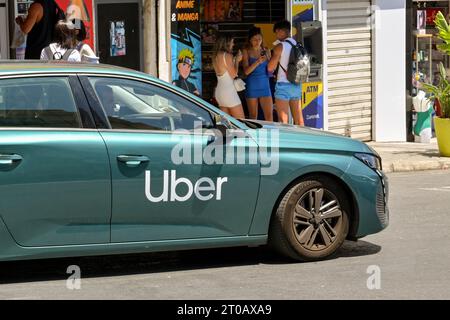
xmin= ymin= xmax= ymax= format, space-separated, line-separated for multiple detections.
xmin=327 ymin=0 xmax=373 ymax=141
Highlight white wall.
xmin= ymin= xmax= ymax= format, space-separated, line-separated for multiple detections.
xmin=372 ymin=0 xmax=406 ymax=142
xmin=320 ymin=0 xmax=328 ymax=130
xmin=158 ymin=0 xmax=170 ymax=82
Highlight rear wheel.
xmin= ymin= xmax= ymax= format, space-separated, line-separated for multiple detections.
xmin=269 ymin=176 xmax=350 ymax=261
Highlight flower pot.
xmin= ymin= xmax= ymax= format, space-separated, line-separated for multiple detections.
xmin=434 ymin=117 xmax=450 ymax=157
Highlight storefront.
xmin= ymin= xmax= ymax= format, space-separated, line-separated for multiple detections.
xmin=2 ymin=0 xmax=143 ymax=71
xmin=5 ymin=0 xmax=95 ymax=59
xmin=1 ymin=0 xmax=408 ymax=142
xmin=407 ymin=0 xmax=450 ymax=141
xmin=167 ymin=0 xmax=406 ymax=140
xmin=169 ymin=0 xmax=325 ymax=129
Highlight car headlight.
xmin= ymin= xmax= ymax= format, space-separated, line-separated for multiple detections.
xmin=354 ymin=153 xmax=382 ymax=171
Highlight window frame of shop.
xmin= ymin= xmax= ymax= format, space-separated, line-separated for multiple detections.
xmin=0 ymin=0 xmax=9 ymax=59
xmin=94 ymin=0 xmax=144 ymax=71
xmin=408 ymin=0 xmax=450 ymax=142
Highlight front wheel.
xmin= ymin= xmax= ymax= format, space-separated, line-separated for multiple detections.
xmin=269 ymin=176 xmax=350 ymax=261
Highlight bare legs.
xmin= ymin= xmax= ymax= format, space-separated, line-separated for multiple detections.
xmin=220 ymin=105 xmax=245 ymax=119
xmin=246 ymin=96 xmax=274 ymax=121
xmin=275 ymin=99 xmax=290 ymax=123
xmin=275 ymin=98 xmax=304 ymax=125
xmin=289 ymin=99 xmax=304 ymax=126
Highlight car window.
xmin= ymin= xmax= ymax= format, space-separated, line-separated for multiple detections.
xmin=0 ymin=77 xmax=82 ymax=128
xmin=88 ymin=77 xmax=215 ymax=131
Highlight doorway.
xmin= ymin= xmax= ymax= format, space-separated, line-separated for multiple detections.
xmin=96 ymin=0 xmax=142 ymax=70
xmin=0 ymin=0 xmax=9 ymax=59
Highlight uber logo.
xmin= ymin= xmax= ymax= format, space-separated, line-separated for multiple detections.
xmin=145 ymin=170 xmax=228 ymax=202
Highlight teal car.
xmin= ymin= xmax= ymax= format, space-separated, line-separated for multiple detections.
xmin=0 ymin=61 xmax=388 ymax=262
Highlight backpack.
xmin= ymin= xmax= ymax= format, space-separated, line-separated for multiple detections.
xmin=279 ymin=39 xmax=311 ymax=84
xmin=44 ymin=46 xmax=76 ymax=61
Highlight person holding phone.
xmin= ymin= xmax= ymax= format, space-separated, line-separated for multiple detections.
xmin=212 ymin=35 xmax=245 ymax=119
xmin=242 ymin=27 xmax=273 ymax=121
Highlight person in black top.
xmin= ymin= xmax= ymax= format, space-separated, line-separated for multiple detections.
xmin=15 ymin=0 xmax=58 ymax=59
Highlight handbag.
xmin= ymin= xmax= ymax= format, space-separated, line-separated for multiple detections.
xmin=233 ymin=78 xmax=246 ymax=92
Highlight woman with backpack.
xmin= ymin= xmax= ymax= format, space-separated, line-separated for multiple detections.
xmin=267 ymin=20 xmax=305 ymax=126
xmin=40 ymin=20 xmax=81 ymax=62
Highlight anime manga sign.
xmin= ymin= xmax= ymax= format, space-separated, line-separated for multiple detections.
xmin=171 ymin=0 xmax=202 ymax=96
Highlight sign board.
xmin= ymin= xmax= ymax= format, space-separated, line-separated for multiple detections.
xmin=171 ymin=0 xmax=202 ymax=96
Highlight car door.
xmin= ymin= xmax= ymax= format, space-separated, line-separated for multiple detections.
xmin=0 ymin=76 xmax=111 ymax=247
xmin=81 ymin=76 xmax=260 ymax=242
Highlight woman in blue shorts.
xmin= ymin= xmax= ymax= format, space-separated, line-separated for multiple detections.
xmin=242 ymin=27 xmax=273 ymax=121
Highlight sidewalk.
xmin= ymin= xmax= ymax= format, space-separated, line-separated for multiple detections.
xmin=368 ymin=138 xmax=450 ymax=173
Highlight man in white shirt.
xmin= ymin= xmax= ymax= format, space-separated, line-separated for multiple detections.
xmin=268 ymin=20 xmax=304 ymax=126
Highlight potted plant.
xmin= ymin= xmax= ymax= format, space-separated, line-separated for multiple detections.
xmin=422 ymin=11 xmax=450 ymax=157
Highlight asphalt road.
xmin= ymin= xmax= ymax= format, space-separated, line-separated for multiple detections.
xmin=0 ymin=170 xmax=449 ymax=300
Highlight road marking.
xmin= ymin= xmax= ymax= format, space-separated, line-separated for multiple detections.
xmin=419 ymin=187 xmax=450 ymax=192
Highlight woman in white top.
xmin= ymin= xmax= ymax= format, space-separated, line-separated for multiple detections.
xmin=40 ymin=20 xmax=81 ymax=62
xmin=73 ymin=19 xmax=99 ymax=64
xmin=212 ymin=35 xmax=245 ymax=119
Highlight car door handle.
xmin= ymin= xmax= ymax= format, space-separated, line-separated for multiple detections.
xmin=117 ymin=155 xmax=149 ymax=167
xmin=0 ymin=154 xmax=23 ymax=165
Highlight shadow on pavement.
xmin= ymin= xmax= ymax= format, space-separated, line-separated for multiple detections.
xmin=0 ymin=240 xmax=381 ymax=284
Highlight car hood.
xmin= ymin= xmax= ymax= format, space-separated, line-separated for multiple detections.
xmin=245 ymin=120 xmax=374 ymax=155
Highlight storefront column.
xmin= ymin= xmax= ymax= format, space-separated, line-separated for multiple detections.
xmin=320 ymin=0 xmax=328 ymax=131
xmin=143 ymin=0 xmax=158 ymax=76
xmin=372 ymin=0 xmax=406 ymax=142
xmin=157 ymin=0 xmax=171 ymax=82
xmin=0 ymin=0 xmax=9 ymax=59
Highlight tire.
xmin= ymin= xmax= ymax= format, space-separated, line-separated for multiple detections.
xmin=269 ymin=176 xmax=350 ymax=262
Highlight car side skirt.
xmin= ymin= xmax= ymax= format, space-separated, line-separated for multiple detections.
xmin=0 ymin=218 xmax=267 ymax=261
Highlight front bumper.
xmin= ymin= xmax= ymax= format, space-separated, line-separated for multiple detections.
xmin=342 ymin=157 xmax=390 ymax=238
xmin=375 ymin=170 xmax=389 ymax=229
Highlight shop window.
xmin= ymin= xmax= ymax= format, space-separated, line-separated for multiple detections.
xmin=200 ymin=0 xmax=286 ymax=102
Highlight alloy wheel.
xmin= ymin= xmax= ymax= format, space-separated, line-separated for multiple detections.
xmin=292 ymin=188 xmax=344 ymax=251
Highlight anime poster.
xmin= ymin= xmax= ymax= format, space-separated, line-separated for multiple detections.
xmin=55 ymin=0 xmax=95 ymax=51
xmin=202 ymin=0 xmax=243 ymax=22
xmin=110 ymin=21 xmax=126 ymax=56
xmin=171 ymin=0 xmax=202 ymax=96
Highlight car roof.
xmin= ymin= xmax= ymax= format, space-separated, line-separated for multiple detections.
xmin=0 ymin=60 xmax=154 ymax=80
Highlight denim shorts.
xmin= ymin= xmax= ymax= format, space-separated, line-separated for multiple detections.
xmin=274 ymin=82 xmax=302 ymax=101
